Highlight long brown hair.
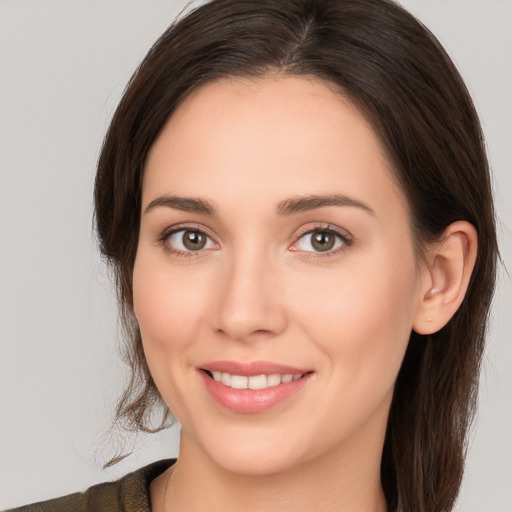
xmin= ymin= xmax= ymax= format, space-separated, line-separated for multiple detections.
xmin=94 ymin=0 xmax=498 ymax=509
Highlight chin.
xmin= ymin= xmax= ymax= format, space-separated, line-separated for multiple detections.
xmin=210 ymin=446 xmax=300 ymax=476
xmin=191 ymin=424 xmax=308 ymax=476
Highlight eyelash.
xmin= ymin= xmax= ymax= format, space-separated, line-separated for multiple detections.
xmin=292 ymin=223 xmax=353 ymax=259
xmin=156 ymin=223 xmax=213 ymax=259
xmin=156 ymin=223 xmax=353 ymax=259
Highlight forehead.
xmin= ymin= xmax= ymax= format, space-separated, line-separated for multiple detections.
xmin=143 ymin=75 xmax=408 ymax=222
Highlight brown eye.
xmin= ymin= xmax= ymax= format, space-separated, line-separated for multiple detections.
xmin=311 ymin=230 xmax=336 ymax=252
xmin=182 ymin=230 xmax=207 ymax=250
xmin=167 ymin=229 xmax=216 ymax=252
xmin=293 ymin=228 xmax=347 ymax=254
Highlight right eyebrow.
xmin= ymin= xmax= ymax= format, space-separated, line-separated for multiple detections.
xmin=144 ymin=195 xmax=218 ymax=216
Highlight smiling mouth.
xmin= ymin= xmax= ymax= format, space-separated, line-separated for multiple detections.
xmin=199 ymin=365 xmax=314 ymax=413
xmin=201 ymin=370 xmax=311 ymax=390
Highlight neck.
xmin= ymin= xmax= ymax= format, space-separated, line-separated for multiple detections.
xmin=163 ymin=430 xmax=388 ymax=512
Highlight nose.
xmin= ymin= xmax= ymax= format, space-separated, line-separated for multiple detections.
xmin=211 ymin=247 xmax=288 ymax=342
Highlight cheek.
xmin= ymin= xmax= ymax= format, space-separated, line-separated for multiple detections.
xmin=132 ymin=253 xmax=207 ymax=363
xmin=131 ymin=252 xmax=214 ymax=420
xmin=289 ymin=250 xmax=419 ymax=380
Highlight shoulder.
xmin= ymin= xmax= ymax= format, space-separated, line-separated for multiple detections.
xmin=5 ymin=459 xmax=176 ymax=512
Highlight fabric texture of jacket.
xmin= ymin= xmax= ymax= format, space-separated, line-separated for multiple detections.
xmin=5 ymin=459 xmax=175 ymax=512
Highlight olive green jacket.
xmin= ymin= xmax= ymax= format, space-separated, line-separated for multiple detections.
xmin=6 ymin=459 xmax=175 ymax=512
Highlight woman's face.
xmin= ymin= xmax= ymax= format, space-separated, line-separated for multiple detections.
xmin=133 ymin=76 xmax=428 ymax=475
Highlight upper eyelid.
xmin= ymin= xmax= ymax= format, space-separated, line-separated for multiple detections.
xmin=159 ymin=223 xmax=216 ymax=240
xmin=159 ymin=221 xmax=350 ymax=235
xmin=293 ymin=223 xmax=352 ymax=240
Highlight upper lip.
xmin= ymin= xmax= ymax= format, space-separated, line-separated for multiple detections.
xmin=199 ymin=360 xmax=312 ymax=376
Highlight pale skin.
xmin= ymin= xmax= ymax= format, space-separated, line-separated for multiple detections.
xmin=132 ymin=75 xmax=477 ymax=512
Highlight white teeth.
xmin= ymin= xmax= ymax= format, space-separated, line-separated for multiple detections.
xmin=267 ymin=374 xmax=281 ymax=386
xmin=248 ymin=375 xmax=267 ymax=389
xmin=231 ymin=375 xmax=249 ymax=389
xmin=209 ymin=371 xmax=304 ymax=389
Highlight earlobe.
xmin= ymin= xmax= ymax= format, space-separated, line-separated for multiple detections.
xmin=413 ymin=221 xmax=478 ymax=335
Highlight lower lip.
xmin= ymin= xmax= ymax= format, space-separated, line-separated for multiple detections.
xmin=199 ymin=371 xmax=313 ymax=414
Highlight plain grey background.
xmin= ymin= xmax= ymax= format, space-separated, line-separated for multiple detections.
xmin=0 ymin=1 xmax=510 ymax=510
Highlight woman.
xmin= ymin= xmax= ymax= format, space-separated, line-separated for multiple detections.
xmin=5 ymin=0 xmax=499 ymax=511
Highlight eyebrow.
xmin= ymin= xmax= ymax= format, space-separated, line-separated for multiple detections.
xmin=144 ymin=195 xmax=218 ymax=215
xmin=276 ymin=194 xmax=375 ymax=216
xmin=144 ymin=193 xmax=374 ymax=217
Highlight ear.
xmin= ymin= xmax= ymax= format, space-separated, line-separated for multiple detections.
xmin=413 ymin=221 xmax=478 ymax=335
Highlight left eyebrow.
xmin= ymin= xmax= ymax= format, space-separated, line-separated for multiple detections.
xmin=276 ymin=194 xmax=375 ymax=216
